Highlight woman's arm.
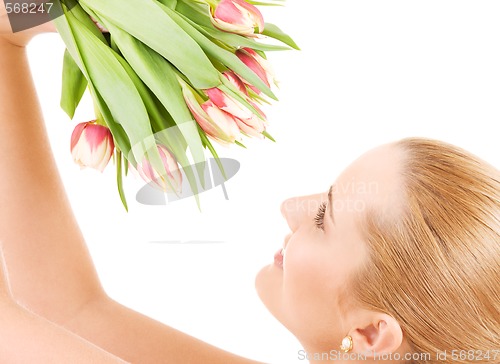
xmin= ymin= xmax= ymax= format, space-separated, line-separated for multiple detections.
xmin=0 ymin=6 xmax=263 ymax=363
xmin=0 ymin=299 xmax=130 ymax=363
xmin=0 ymin=241 xmax=126 ymax=362
xmin=0 ymin=30 xmax=106 ymax=323
xmin=65 ymin=296 xmax=265 ymax=364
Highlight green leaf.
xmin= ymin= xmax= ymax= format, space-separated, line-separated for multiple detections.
xmin=57 ymin=0 xmax=108 ymax=43
xmin=83 ymin=4 xmax=206 ymax=196
xmin=195 ymin=25 xmax=291 ymax=51
xmin=157 ymin=0 xmax=178 ymax=10
xmin=67 ymin=13 xmax=159 ymax=165
xmin=124 ymin=152 xmax=129 ymax=175
xmin=235 ymin=140 xmax=247 ymax=148
xmin=110 ymin=35 xmax=120 ymax=53
xmin=89 ymin=83 xmax=132 ymax=160
xmin=60 ymin=49 xmax=88 ymax=119
xmin=92 ymin=15 xmax=208 ymax=189
xmin=175 ymin=0 xmax=213 ymax=28
xmin=199 ymin=131 xmax=227 ymax=180
xmin=262 ymin=130 xmax=276 ymax=142
xmin=52 ymin=1 xmax=87 ymax=72
xmin=79 ymin=0 xmax=221 ymax=89
xmin=176 ymin=0 xmax=292 ymax=51
xmin=263 ymin=23 xmax=300 ymax=50
xmin=116 ymin=150 xmax=129 ymax=211
xmin=62 ymin=6 xmax=167 ymax=180
xmin=157 ymin=2 xmax=278 ymax=100
xmin=53 ymin=1 xmax=131 ymax=156
xmin=97 ymin=18 xmax=203 ymax=143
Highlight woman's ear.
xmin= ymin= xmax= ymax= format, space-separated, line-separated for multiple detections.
xmin=349 ymin=313 xmax=404 ymax=356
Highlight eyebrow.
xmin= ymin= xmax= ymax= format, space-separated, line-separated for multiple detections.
xmin=328 ymin=185 xmax=335 ymax=225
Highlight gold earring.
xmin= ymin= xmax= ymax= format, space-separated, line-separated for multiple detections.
xmin=340 ymin=335 xmax=353 ymax=353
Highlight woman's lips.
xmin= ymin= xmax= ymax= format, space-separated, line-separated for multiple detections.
xmin=274 ymin=248 xmax=284 ymax=269
xmin=274 ymin=234 xmax=290 ymax=269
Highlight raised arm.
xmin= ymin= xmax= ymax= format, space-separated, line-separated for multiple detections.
xmin=0 ymin=7 xmax=106 ymax=322
xmin=0 ymin=4 xmax=262 ymax=363
xmin=0 ymin=8 xmax=127 ymax=363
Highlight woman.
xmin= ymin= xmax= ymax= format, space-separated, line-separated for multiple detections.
xmin=256 ymin=139 xmax=500 ymax=363
xmin=1 ymin=6 xmax=498 ymax=363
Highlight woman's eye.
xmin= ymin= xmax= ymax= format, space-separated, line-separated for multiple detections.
xmin=314 ymin=202 xmax=327 ymax=231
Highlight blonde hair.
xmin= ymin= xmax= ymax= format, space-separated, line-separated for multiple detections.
xmin=351 ymin=138 xmax=500 ymax=363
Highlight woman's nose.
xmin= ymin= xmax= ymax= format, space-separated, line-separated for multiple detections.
xmin=280 ymin=197 xmax=299 ymax=231
xmin=280 ymin=194 xmax=324 ymax=232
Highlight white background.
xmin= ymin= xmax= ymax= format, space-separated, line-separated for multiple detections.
xmin=26 ymin=1 xmax=500 ymax=363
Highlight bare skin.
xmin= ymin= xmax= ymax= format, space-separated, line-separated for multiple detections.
xmin=0 ymin=3 xmax=261 ymax=363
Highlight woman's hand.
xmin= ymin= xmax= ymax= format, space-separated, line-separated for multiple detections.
xmin=0 ymin=0 xmax=56 ymax=47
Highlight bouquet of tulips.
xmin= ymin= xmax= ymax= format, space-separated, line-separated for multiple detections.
xmin=51 ymin=0 xmax=297 ymax=209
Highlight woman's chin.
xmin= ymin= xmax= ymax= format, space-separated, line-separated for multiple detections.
xmin=255 ymin=263 xmax=285 ymax=320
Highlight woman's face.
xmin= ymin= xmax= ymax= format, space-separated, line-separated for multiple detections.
xmin=255 ymin=143 xmax=403 ymax=351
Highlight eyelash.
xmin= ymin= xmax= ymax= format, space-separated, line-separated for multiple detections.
xmin=314 ymin=202 xmax=327 ymax=231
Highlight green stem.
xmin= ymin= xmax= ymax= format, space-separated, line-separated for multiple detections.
xmin=116 ymin=150 xmax=129 ymax=211
xmin=88 ymin=86 xmax=106 ymax=125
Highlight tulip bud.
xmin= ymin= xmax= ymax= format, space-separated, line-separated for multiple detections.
xmin=222 ymin=71 xmax=248 ymax=96
xmin=208 ymin=87 xmax=268 ymax=138
xmin=71 ymin=121 xmax=115 ymax=172
xmin=237 ymin=99 xmax=267 ymax=138
xmin=136 ymin=145 xmax=183 ymax=193
xmin=205 ymin=87 xmax=254 ymax=121
xmin=211 ymin=0 xmax=265 ymax=37
xmin=234 ymin=114 xmax=266 ymax=138
xmin=236 ymin=47 xmax=277 ymax=91
xmin=181 ymin=84 xmax=241 ymax=144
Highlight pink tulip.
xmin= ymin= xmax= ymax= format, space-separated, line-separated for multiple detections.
xmin=206 ymin=87 xmax=267 ymax=139
xmin=234 ymin=113 xmax=266 ymax=138
xmin=222 ymin=71 xmax=267 ymax=120
xmin=236 ymin=47 xmax=276 ymax=91
xmin=71 ymin=121 xmax=114 ymax=172
xmin=202 ymin=101 xmax=243 ymax=140
xmin=222 ymin=71 xmax=248 ymax=96
xmin=205 ymin=87 xmax=254 ymax=121
xmin=181 ymin=80 xmax=267 ymax=142
xmin=211 ymin=0 xmax=264 ymax=37
xmin=181 ymin=85 xmax=241 ymax=144
xmin=239 ymin=98 xmax=267 ymax=138
xmin=136 ymin=145 xmax=183 ymax=193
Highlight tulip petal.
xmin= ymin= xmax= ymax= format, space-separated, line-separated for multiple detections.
xmin=136 ymin=145 xmax=183 ymax=193
xmin=202 ymin=101 xmax=241 ymax=142
xmin=234 ymin=117 xmax=265 ymax=139
xmin=211 ymin=0 xmax=265 ymax=36
xmin=206 ymin=88 xmax=253 ymax=120
xmin=84 ymin=124 xmax=115 ymax=152
xmin=70 ymin=122 xmax=88 ymax=150
xmin=70 ymin=121 xmax=115 ymax=172
xmin=223 ymin=71 xmax=248 ymax=95
xmin=214 ymin=0 xmax=247 ymax=26
xmin=232 ymin=1 xmax=265 ymax=32
xmin=236 ymin=48 xmax=276 ymax=88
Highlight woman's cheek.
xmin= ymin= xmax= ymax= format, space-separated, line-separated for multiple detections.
xmin=283 ymin=240 xmax=323 ymax=298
